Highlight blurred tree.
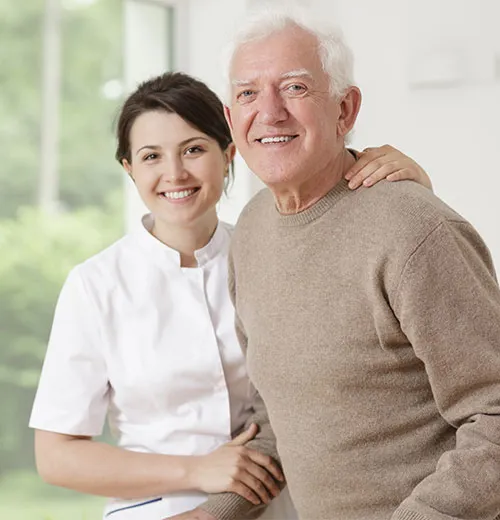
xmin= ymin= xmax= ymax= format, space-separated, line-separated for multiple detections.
xmin=0 ymin=0 xmax=124 ymax=218
xmin=0 ymin=196 xmax=122 ymax=473
xmin=0 ymin=0 xmax=125 ymax=475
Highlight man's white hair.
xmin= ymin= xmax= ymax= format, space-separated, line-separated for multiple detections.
xmin=221 ymin=3 xmax=355 ymax=103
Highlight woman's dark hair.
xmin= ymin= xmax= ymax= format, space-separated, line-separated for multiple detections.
xmin=115 ymin=71 xmax=234 ymax=185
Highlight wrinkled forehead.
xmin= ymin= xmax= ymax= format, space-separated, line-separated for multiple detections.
xmin=229 ymin=27 xmax=325 ymax=86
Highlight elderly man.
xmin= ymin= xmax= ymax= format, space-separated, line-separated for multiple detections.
xmin=174 ymin=8 xmax=500 ymax=520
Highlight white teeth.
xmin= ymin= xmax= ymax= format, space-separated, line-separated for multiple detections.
xmin=260 ymin=136 xmax=295 ymax=144
xmin=162 ymin=189 xmax=196 ymax=200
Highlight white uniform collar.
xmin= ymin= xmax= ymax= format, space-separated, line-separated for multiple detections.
xmin=134 ymin=213 xmax=227 ymax=268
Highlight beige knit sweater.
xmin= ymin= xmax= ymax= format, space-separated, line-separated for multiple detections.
xmin=202 ymin=179 xmax=500 ymax=520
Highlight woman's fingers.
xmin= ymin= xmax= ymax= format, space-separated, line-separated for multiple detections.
xmin=386 ymin=169 xmax=412 ymax=182
xmin=234 ymin=469 xmax=273 ymax=504
xmin=347 ymin=152 xmax=403 ymax=189
xmin=197 ymin=426 xmax=284 ymax=504
xmin=348 ymin=160 xmax=386 ymax=188
xmin=345 ymin=145 xmax=433 ymax=191
xmin=244 ymin=460 xmax=281 ymax=497
xmin=245 ymin=448 xmax=284 ymax=482
xmin=344 ymin=146 xmax=392 ymax=182
xmin=360 ymin=161 xmax=402 ymax=187
xmin=228 ymin=423 xmax=258 ymax=446
xmin=229 ymin=481 xmax=262 ymax=505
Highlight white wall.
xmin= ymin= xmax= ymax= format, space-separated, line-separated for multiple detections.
xmin=313 ymin=0 xmax=500 ymax=268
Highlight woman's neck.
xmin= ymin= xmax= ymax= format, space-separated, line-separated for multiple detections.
xmin=151 ymin=212 xmax=218 ymax=268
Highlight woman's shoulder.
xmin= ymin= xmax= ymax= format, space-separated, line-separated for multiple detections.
xmin=70 ymin=234 xmax=138 ymax=292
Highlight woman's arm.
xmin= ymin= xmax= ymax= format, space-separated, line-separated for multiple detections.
xmin=35 ymin=425 xmax=282 ymax=503
xmin=33 ymin=270 xmax=281 ymax=504
xmin=35 ymin=430 xmax=192 ymax=499
xmin=344 ymin=144 xmax=432 ymax=190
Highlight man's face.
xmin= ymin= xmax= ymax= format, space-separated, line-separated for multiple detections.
xmin=226 ymin=25 xmax=346 ymax=188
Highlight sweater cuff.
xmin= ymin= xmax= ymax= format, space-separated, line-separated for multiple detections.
xmin=392 ymin=509 xmax=431 ymax=520
xmin=392 ymin=508 xmax=500 ymax=520
xmin=199 ymin=493 xmax=266 ymax=520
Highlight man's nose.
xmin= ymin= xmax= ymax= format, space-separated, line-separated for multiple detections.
xmin=257 ymin=89 xmax=288 ymax=125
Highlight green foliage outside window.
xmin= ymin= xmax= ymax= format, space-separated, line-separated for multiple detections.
xmin=0 ymin=0 xmax=125 ymax=516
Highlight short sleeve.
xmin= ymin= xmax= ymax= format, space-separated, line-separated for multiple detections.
xmin=29 ymin=266 xmax=109 ymax=436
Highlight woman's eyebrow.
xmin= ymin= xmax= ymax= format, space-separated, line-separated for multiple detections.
xmin=136 ymin=137 xmax=210 ymax=155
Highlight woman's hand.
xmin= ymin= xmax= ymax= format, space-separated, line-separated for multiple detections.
xmin=345 ymin=144 xmax=432 ymax=191
xmin=188 ymin=424 xmax=284 ymax=506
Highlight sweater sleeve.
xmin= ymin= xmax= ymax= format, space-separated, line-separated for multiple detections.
xmin=392 ymin=220 xmax=500 ymax=520
xmin=198 ymin=249 xmax=283 ymax=520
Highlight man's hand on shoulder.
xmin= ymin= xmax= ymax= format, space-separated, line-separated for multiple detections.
xmin=163 ymin=508 xmax=217 ymax=520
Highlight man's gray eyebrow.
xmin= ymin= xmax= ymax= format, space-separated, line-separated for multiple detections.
xmin=232 ymin=79 xmax=253 ymax=87
xmin=280 ymin=69 xmax=313 ymax=80
xmin=231 ymin=69 xmax=313 ymax=87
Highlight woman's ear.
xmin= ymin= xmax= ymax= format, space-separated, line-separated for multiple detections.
xmin=225 ymin=142 xmax=237 ymax=167
xmin=122 ymin=159 xmax=134 ymax=182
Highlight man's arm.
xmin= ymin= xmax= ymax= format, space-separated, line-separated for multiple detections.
xmin=197 ymin=250 xmax=284 ymax=520
xmin=199 ymin=391 xmax=281 ymax=520
xmin=391 ymin=219 xmax=500 ymax=520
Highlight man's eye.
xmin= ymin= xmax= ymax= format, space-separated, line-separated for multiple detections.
xmin=237 ymin=90 xmax=255 ymax=101
xmin=287 ymin=84 xmax=305 ymax=93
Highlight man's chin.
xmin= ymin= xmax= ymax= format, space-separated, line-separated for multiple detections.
xmin=254 ymin=168 xmax=302 ymax=188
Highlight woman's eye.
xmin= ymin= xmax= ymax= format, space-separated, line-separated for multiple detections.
xmin=185 ymin=146 xmax=203 ymax=155
xmin=143 ymin=153 xmax=158 ymax=161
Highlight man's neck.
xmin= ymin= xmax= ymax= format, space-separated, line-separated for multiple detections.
xmin=272 ymin=148 xmax=356 ymax=215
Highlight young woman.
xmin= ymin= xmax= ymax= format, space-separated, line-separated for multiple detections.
xmin=30 ymin=72 xmax=432 ymax=520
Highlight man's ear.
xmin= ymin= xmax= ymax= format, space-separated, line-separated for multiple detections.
xmin=224 ymin=104 xmax=234 ymax=132
xmin=337 ymin=86 xmax=362 ymax=138
xmin=122 ymin=159 xmax=134 ymax=182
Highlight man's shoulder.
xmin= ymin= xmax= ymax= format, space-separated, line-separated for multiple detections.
xmin=343 ymin=180 xmax=478 ymax=262
xmin=241 ymin=187 xmax=274 ymax=218
xmin=229 ymin=188 xmax=274 ymax=262
xmin=234 ymin=187 xmax=274 ymax=231
xmin=360 ymin=180 xmax=468 ymax=231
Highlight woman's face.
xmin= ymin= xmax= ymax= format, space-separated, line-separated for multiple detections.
xmin=123 ymin=110 xmax=234 ymax=229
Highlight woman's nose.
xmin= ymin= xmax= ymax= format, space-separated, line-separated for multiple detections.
xmin=160 ymin=159 xmax=188 ymax=182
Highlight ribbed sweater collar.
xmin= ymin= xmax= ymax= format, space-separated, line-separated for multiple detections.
xmin=275 ymin=177 xmax=353 ymax=227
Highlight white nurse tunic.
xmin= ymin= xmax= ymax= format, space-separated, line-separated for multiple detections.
xmin=29 ymin=215 xmax=296 ymax=520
